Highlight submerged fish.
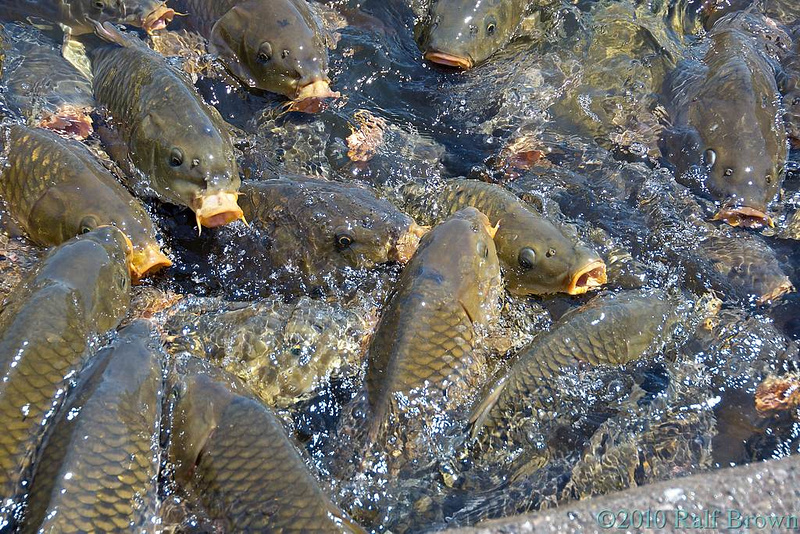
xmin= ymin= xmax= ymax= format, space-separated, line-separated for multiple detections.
xmin=415 ymin=0 xmax=528 ymax=68
xmin=469 ymin=289 xmax=703 ymax=469
xmin=0 ymin=22 xmax=95 ymax=138
xmin=165 ymin=295 xmax=368 ymax=407
xmin=661 ymin=12 xmax=788 ymax=228
xmin=22 ymin=320 xmax=162 ymax=533
xmin=169 ymin=359 xmax=365 ymax=533
xmin=0 ymin=227 xmax=130 ymax=524
xmin=0 ymin=124 xmax=171 ymax=280
xmin=175 ymin=0 xmax=337 ymax=103
xmin=90 ymin=23 xmax=242 ymax=229
xmin=364 ymin=207 xmax=502 ymax=456
xmin=235 ymin=176 xmax=426 ymax=281
xmin=402 ymin=179 xmax=606 ymax=295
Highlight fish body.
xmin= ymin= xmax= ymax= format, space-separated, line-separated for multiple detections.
xmin=89 ymin=25 xmax=242 ymax=229
xmin=169 ymin=359 xmax=365 ymax=533
xmin=0 ymin=227 xmax=131 ymax=524
xmin=0 ymin=124 xmax=171 ymax=280
xmin=22 ymin=320 xmax=162 ymax=533
xmin=364 ymin=207 xmax=501 ymax=450
xmin=415 ymin=0 xmax=528 ymax=68
xmin=661 ymin=12 xmax=788 ymax=228
xmin=175 ymin=0 xmax=335 ymax=101
xmin=237 ymin=176 xmax=426 ymax=279
xmin=403 ymin=179 xmax=606 ymax=295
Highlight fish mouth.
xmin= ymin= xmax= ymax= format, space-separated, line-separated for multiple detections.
xmin=192 ymin=192 xmax=245 ymax=230
xmin=38 ymin=106 xmax=93 ymax=139
xmin=289 ymin=80 xmax=340 ymax=113
xmin=423 ymin=51 xmax=474 ymax=69
xmin=390 ymin=222 xmax=429 ymax=263
xmin=713 ymin=206 xmax=774 ymax=229
xmin=141 ymin=4 xmax=175 ymax=33
xmin=756 ymin=279 xmax=795 ymax=305
xmin=130 ymin=242 xmax=172 ymax=282
xmin=566 ymin=260 xmax=608 ymax=295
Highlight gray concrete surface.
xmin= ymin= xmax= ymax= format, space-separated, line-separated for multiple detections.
xmin=449 ymin=455 xmax=800 ymax=533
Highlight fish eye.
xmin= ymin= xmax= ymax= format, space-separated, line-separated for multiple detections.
xmin=477 ymin=240 xmax=488 ymax=259
xmin=486 ymin=22 xmax=496 ymax=35
xmin=518 ymin=247 xmax=536 ymax=269
xmin=169 ymin=148 xmax=184 ymax=167
xmin=765 ymin=174 xmax=772 ymax=184
xmin=335 ymin=232 xmax=354 ymax=249
xmin=257 ymin=42 xmax=273 ymax=63
xmin=79 ymin=215 xmax=99 ymax=234
xmin=94 ymin=0 xmax=104 ymax=9
xmin=546 ymin=248 xmax=556 ymax=258
xmin=724 ymin=168 xmax=734 ymax=177
xmin=703 ymin=148 xmax=716 ymax=168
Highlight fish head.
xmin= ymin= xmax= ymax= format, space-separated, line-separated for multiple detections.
xmin=80 ymin=0 xmax=127 ymax=21
xmin=413 ymin=207 xmax=501 ymax=324
xmin=495 ymin=213 xmax=607 ymax=296
xmin=416 ymin=0 xmax=521 ymax=69
xmin=141 ymin=111 xmax=243 ymax=227
xmin=39 ymin=226 xmax=132 ymax=330
xmin=125 ymin=1 xmax=176 ymax=33
xmin=210 ymin=0 xmax=336 ymax=104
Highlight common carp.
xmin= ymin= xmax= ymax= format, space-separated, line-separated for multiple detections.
xmin=415 ymin=0 xmax=528 ymax=68
xmin=165 ymin=295 xmax=369 ymax=407
xmin=661 ymin=12 xmax=788 ymax=228
xmin=469 ymin=289 xmax=705 ymax=471
xmin=174 ymin=0 xmax=337 ymax=104
xmin=0 ymin=22 xmax=95 ymax=138
xmin=169 ymin=358 xmax=365 ymax=533
xmin=0 ymin=124 xmax=171 ymax=280
xmin=402 ymin=179 xmax=606 ymax=295
xmin=363 ymin=207 xmax=502 ymax=458
xmin=90 ymin=23 xmax=243 ymax=229
xmin=0 ymin=226 xmax=131 ymax=525
xmin=22 ymin=320 xmax=162 ymax=533
xmin=234 ymin=176 xmax=427 ymax=283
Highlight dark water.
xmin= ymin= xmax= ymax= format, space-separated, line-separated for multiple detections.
xmin=1 ymin=0 xmax=800 ymax=531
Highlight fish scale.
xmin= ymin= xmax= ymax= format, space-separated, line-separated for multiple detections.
xmin=0 ymin=228 xmax=130 ymax=525
xmin=22 ymin=321 xmax=162 ymax=533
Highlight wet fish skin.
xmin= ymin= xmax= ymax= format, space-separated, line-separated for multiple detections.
xmin=22 ymin=320 xmax=162 ymax=533
xmin=0 ymin=22 xmax=94 ymax=138
xmin=177 ymin=0 xmax=333 ymax=99
xmin=0 ymin=0 xmax=126 ymax=36
xmin=89 ymin=26 xmax=243 ymax=228
xmin=415 ymin=0 xmax=527 ymax=68
xmin=365 ymin=207 xmax=501 ymax=445
xmin=662 ymin=12 xmax=787 ymax=227
xmin=0 ymin=124 xmax=171 ymax=280
xmin=470 ymin=290 xmax=695 ymax=439
xmin=237 ymin=176 xmax=426 ymax=277
xmin=169 ymin=359 xmax=365 ymax=533
xmin=0 ymin=226 xmax=131 ymax=524
xmin=402 ymin=179 xmax=606 ymax=295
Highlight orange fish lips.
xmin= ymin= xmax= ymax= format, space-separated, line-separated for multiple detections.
xmin=423 ymin=51 xmax=473 ymax=69
xmin=130 ymin=242 xmax=172 ymax=283
xmin=390 ymin=222 xmax=429 ymax=263
xmin=192 ymin=191 xmax=245 ymax=230
xmin=713 ymin=206 xmax=774 ymax=229
xmin=141 ymin=4 xmax=176 ymax=33
xmin=566 ymin=260 xmax=608 ymax=295
xmin=289 ymin=80 xmax=340 ymax=113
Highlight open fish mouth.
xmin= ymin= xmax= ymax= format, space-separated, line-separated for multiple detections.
xmin=423 ymin=51 xmax=473 ymax=69
xmin=713 ymin=206 xmax=774 ymax=229
xmin=390 ymin=222 xmax=429 ymax=263
xmin=566 ymin=260 xmax=608 ymax=295
xmin=192 ymin=192 xmax=245 ymax=230
xmin=38 ymin=106 xmax=93 ymax=139
xmin=289 ymin=80 xmax=340 ymax=113
xmin=130 ymin=242 xmax=172 ymax=282
xmin=141 ymin=4 xmax=175 ymax=33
